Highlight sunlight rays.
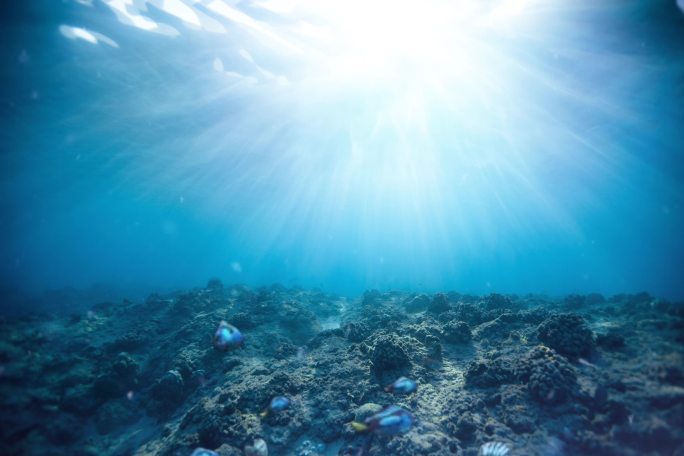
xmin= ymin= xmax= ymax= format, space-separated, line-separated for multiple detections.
xmin=51 ymin=0 xmax=679 ymax=292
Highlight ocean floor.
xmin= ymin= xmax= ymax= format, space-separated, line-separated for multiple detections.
xmin=1 ymin=283 xmax=683 ymax=455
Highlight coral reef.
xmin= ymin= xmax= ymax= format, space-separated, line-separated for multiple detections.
xmin=515 ymin=346 xmax=578 ymax=404
xmin=536 ymin=313 xmax=594 ymax=359
xmin=442 ymin=320 xmax=472 ymax=344
xmin=0 ymin=287 xmax=681 ymax=455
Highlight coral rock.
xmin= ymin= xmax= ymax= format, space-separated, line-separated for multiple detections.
xmin=537 ymin=313 xmax=594 ymax=359
xmin=442 ymin=321 xmax=472 ymax=344
xmin=516 ymin=346 xmax=578 ymax=404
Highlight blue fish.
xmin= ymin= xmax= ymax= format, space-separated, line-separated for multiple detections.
xmin=260 ymin=395 xmax=291 ymax=417
xmin=384 ymin=377 xmax=417 ymax=394
xmin=351 ymin=405 xmax=414 ymax=436
xmin=213 ymin=321 xmax=244 ymax=351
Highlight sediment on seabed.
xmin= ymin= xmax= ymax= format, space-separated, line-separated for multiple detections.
xmin=1 ymin=283 xmax=683 ymax=455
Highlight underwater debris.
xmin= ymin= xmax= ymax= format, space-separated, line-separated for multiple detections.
xmin=213 ymin=321 xmax=244 ymax=351
xmin=260 ymin=395 xmax=291 ymax=417
xmin=351 ymin=405 xmax=414 ymax=436
xmin=384 ymin=376 xmax=417 ymax=394
xmin=244 ymin=438 xmax=268 ymax=456
xmin=478 ymin=441 xmax=511 ymax=456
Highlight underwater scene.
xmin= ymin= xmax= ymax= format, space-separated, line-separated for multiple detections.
xmin=1 ymin=0 xmax=684 ymax=455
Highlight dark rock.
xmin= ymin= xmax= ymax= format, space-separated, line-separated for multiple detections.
xmin=652 ymin=353 xmax=684 ymax=386
xmin=563 ymin=294 xmax=586 ymax=310
xmin=207 ymin=278 xmax=224 ymax=290
xmin=111 ymin=352 xmax=139 ymax=381
xmin=404 ymin=294 xmax=430 ymax=313
xmin=429 ymin=293 xmax=450 ymax=313
xmin=275 ymin=342 xmax=299 ymax=359
xmin=362 ymin=290 xmax=381 ymax=306
xmin=586 ymin=293 xmax=606 ymax=305
xmin=649 ymin=386 xmax=684 ymax=409
xmin=516 ymin=345 xmax=578 ymax=404
xmin=95 ymin=400 xmax=140 ymax=434
xmin=442 ymin=321 xmax=472 ymax=344
xmin=106 ymin=331 xmax=149 ymax=354
xmin=230 ymin=312 xmax=257 ymax=329
xmin=424 ymin=335 xmax=442 ymax=362
xmin=279 ymin=300 xmax=321 ymax=343
xmin=343 ymin=321 xmax=371 ymax=342
xmin=593 ymin=385 xmax=609 ymax=409
xmin=44 ymin=414 xmax=80 ymax=445
xmin=482 ymin=293 xmax=514 ymax=310
xmin=307 ymin=328 xmax=345 ymax=349
xmin=441 ymin=303 xmax=486 ymax=326
xmin=502 ymin=407 xmax=535 ymax=433
xmin=596 ymin=332 xmax=625 ymax=350
xmin=517 ymin=307 xmax=549 ymax=325
xmin=367 ymin=332 xmax=413 ymax=375
xmin=216 ymin=444 xmax=243 ymax=456
xmin=150 ymin=370 xmax=185 ymax=408
xmin=465 ymin=356 xmax=515 ymax=388
xmin=92 ymin=375 xmax=125 ymax=401
xmin=613 ymin=417 xmax=676 ymax=453
xmin=454 ymin=411 xmax=478 ymax=440
xmin=537 ymin=313 xmax=594 ymax=359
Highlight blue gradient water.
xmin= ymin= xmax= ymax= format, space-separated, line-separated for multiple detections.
xmin=1 ymin=0 xmax=683 ymax=301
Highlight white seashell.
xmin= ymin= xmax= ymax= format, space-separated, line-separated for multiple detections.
xmin=479 ymin=441 xmax=511 ymax=456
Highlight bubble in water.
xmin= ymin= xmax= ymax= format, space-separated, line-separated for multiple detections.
xmin=231 ymin=261 xmax=242 ymax=273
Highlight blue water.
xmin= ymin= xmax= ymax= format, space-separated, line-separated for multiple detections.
xmin=1 ymin=0 xmax=683 ymax=300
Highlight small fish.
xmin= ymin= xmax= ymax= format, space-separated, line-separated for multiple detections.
xmin=244 ymin=438 xmax=268 ymax=456
xmin=351 ymin=405 xmax=414 ymax=436
xmin=384 ymin=377 xmax=417 ymax=394
xmin=260 ymin=396 xmax=291 ymax=417
xmin=191 ymin=448 xmax=218 ymax=456
xmin=478 ymin=441 xmax=511 ymax=456
xmin=213 ymin=321 xmax=244 ymax=351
